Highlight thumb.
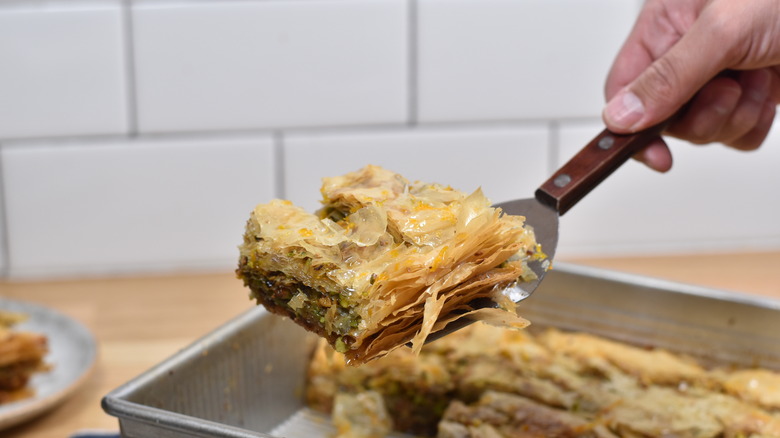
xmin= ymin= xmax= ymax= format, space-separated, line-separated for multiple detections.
xmin=603 ymin=19 xmax=726 ymax=133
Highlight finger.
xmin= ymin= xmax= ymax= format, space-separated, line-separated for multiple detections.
xmin=665 ymin=76 xmax=742 ymax=144
xmin=604 ymin=11 xmax=733 ymax=133
xmin=729 ymin=99 xmax=777 ymax=150
xmin=604 ymin=0 xmax=698 ymax=100
xmin=633 ymin=138 xmax=673 ymax=172
xmin=718 ymin=69 xmax=772 ymax=145
xmin=770 ymin=66 xmax=780 ymax=102
xmin=604 ymin=38 xmax=653 ymax=101
xmin=605 ymin=25 xmax=657 ymax=100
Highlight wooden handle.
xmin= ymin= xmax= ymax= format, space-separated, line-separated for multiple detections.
xmin=536 ymin=122 xmax=668 ymax=215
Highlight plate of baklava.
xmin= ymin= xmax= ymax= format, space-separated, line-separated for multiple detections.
xmin=0 ymin=298 xmax=96 ymax=431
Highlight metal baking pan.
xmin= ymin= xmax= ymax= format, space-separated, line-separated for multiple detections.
xmin=102 ymin=263 xmax=780 ymax=438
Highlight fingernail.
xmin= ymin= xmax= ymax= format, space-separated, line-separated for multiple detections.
xmin=605 ymin=90 xmax=645 ymax=131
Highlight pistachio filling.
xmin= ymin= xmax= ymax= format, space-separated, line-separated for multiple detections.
xmin=237 ymin=260 xmax=360 ymax=350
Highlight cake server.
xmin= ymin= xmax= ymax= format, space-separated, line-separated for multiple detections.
xmin=424 ymin=122 xmax=672 ymax=343
xmin=498 ymin=120 xmax=670 ymax=302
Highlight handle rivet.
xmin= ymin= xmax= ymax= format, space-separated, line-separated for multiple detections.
xmin=598 ymin=136 xmax=614 ymax=150
xmin=553 ymin=173 xmax=571 ymax=188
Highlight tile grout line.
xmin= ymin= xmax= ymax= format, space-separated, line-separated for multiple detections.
xmin=0 ymin=145 xmax=11 ymax=278
xmin=548 ymin=120 xmax=560 ymax=175
xmin=274 ymin=131 xmax=286 ymax=199
xmin=122 ymin=0 xmax=140 ymax=136
xmin=0 ymin=117 xmax=609 ymax=148
xmin=407 ymin=0 xmax=418 ymax=126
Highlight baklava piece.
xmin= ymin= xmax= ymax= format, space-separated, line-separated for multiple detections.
xmin=306 ymin=323 xmax=780 ymax=438
xmin=0 ymin=312 xmax=49 ymax=404
xmin=237 ymin=165 xmax=542 ymax=364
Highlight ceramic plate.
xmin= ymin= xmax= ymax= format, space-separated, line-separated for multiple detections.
xmin=0 ymin=297 xmax=97 ymax=431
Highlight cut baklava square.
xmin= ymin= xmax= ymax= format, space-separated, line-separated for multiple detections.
xmin=236 ymin=165 xmax=542 ymax=364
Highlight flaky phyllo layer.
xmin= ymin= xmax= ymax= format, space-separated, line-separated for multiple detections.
xmin=237 ymin=165 xmax=542 ymax=364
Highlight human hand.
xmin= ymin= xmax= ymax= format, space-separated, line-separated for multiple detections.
xmin=603 ymin=0 xmax=780 ymax=172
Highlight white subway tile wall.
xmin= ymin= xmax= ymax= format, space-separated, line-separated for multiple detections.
xmin=417 ymin=0 xmax=639 ymax=122
xmin=283 ymin=125 xmax=550 ymax=211
xmin=0 ymin=1 xmax=128 ymax=139
xmin=1 ymin=136 xmax=274 ymax=278
xmin=0 ymin=0 xmax=777 ymax=279
xmin=133 ymin=0 xmax=408 ymax=133
xmin=0 ymin=186 xmax=5 ymax=276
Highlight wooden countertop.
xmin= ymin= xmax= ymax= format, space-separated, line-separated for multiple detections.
xmin=2 ymin=251 xmax=780 ymax=437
